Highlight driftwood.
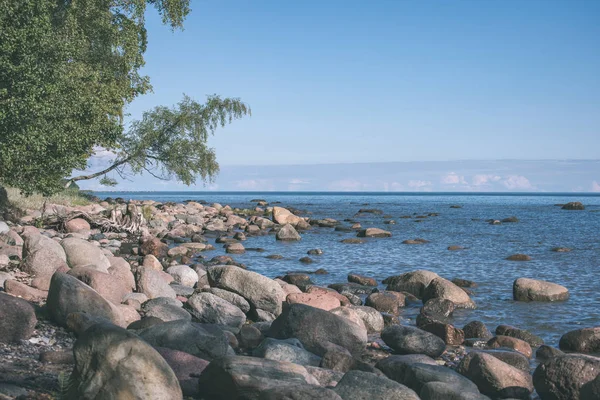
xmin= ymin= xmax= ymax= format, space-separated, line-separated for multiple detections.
xmin=54 ymin=202 xmax=146 ymax=234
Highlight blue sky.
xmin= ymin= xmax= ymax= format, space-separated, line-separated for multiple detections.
xmin=80 ymin=0 xmax=600 ymax=191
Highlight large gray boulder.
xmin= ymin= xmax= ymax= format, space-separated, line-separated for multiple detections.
xmin=267 ymin=304 xmax=367 ymax=356
xmin=259 ymin=385 xmax=342 ymax=400
xmin=46 ymin=272 xmax=123 ymax=327
xmin=185 ymin=292 xmax=246 ymax=329
xmin=136 ymin=266 xmax=176 ymax=299
xmin=333 ymin=370 xmax=420 ymax=400
xmin=202 ymin=287 xmax=251 ymax=313
xmin=21 ymin=233 xmax=68 ymax=286
xmin=401 ymin=363 xmax=479 ymax=394
xmin=384 ymin=270 xmax=440 ymax=298
xmin=208 ymin=265 xmax=285 ymax=315
xmin=533 ymin=354 xmax=600 ymax=400
xmin=198 ymin=355 xmax=319 ymax=400
xmin=253 ymin=338 xmax=322 ymax=367
xmin=138 ymin=320 xmax=233 ymax=361
xmin=513 ymin=278 xmax=569 ymax=302
xmin=381 ymin=325 xmax=446 ymax=358
xmin=61 ymin=237 xmax=111 ymax=270
xmin=66 ymin=323 xmax=182 ymax=399
xmin=0 ymin=293 xmax=37 ymax=343
xmin=420 ymin=382 xmax=491 ymax=400
xmin=166 ymin=265 xmax=198 ymax=288
xmin=276 ymin=224 xmax=302 ymax=241
xmin=376 ymin=354 xmax=438 ymax=383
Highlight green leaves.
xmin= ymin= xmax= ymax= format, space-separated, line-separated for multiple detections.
xmin=0 ymin=0 xmax=191 ymax=195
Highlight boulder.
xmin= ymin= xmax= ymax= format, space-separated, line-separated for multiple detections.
xmin=384 ymin=270 xmax=440 ymax=299
xmin=496 ymin=324 xmax=544 ymax=347
xmin=357 ymin=228 xmax=392 ymax=238
xmin=136 ymin=266 xmax=176 ymax=299
xmin=487 ymin=336 xmax=532 ymax=358
xmin=140 ymin=236 xmax=169 ymax=258
xmin=376 ymin=354 xmax=437 ymax=383
xmin=142 ymin=254 xmax=163 ymax=271
xmin=347 ymin=305 xmax=384 ymax=333
xmin=198 ymin=355 xmax=319 ymax=400
xmin=276 ymin=224 xmax=302 ymax=241
xmin=423 ymin=277 xmax=476 ymax=309
xmin=225 ymin=242 xmax=246 ymax=254
xmin=329 ymin=307 xmax=368 ymax=331
xmin=416 ymin=314 xmax=464 ymax=345
xmin=474 ymin=350 xmax=530 ymax=372
xmin=402 ymin=363 xmax=479 ymax=394
xmin=144 ymin=302 xmax=191 ymax=323
xmin=463 ymin=321 xmax=492 ymax=339
xmin=365 ymin=292 xmax=405 ymax=315
xmin=513 ymin=278 xmax=569 ymax=302
xmin=46 ymin=272 xmax=123 ymax=327
xmin=202 ymin=287 xmax=251 ymax=313
xmin=559 ymin=327 xmax=600 ymax=353
xmin=21 ymin=233 xmax=68 ymax=285
xmin=0 ymin=293 xmax=37 ymax=343
xmin=347 ymin=273 xmax=377 ymax=286
xmin=64 ymin=218 xmax=91 ymax=233
xmin=186 ymin=292 xmax=246 ymax=329
xmin=286 ymin=292 xmax=341 ymax=311
xmin=208 ymin=265 xmax=285 ymax=315
xmin=458 ymin=352 xmax=533 ymax=399
xmin=166 ymin=265 xmax=198 ymax=288
xmin=272 ymin=207 xmax=304 ymax=227
xmin=66 ymin=323 xmax=182 ymax=399
xmin=259 ymin=385 xmax=342 ymax=400
xmin=533 ymin=354 xmax=600 ymax=400
xmin=561 ymin=202 xmax=585 ymax=210
xmin=506 ymin=254 xmax=531 ymax=261
xmin=267 ymin=304 xmax=367 ymax=356
xmin=536 ymin=345 xmax=564 ymax=361
xmin=4 ymin=280 xmax=47 ymax=302
xmin=381 ymin=325 xmax=446 ymax=358
xmin=253 ymin=338 xmax=322 ymax=367
xmin=61 ymin=237 xmax=111 ymax=270
xmin=421 ymin=298 xmax=455 ymax=318
xmin=67 ymin=266 xmax=130 ymax=305
xmin=107 ymin=256 xmax=136 ymax=292
xmin=155 ymin=347 xmax=209 ymax=397
xmin=138 ymin=320 xmax=233 ymax=361
xmin=420 ymin=382 xmax=491 ymax=400
xmin=333 ymin=370 xmax=419 ymax=400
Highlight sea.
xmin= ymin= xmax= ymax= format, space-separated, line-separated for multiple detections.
xmin=93 ymin=191 xmax=600 ymax=347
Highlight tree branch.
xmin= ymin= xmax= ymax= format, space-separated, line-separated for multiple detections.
xmin=65 ymin=157 xmax=131 ymax=188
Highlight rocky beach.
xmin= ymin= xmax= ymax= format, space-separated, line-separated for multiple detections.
xmin=0 ymin=191 xmax=599 ymax=399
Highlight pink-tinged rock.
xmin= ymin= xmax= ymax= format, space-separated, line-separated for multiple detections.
xmin=143 ymin=254 xmax=163 ymax=271
xmin=0 ymin=292 xmax=37 ymax=343
xmin=286 ymin=292 xmax=341 ymax=311
xmin=136 ymin=267 xmax=176 ymax=299
xmin=68 ymin=267 xmax=131 ymax=305
xmin=156 ymin=347 xmax=209 ymax=397
xmin=4 ymin=280 xmax=47 ymax=302
xmin=116 ymin=304 xmax=141 ymax=326
xmin=65 ymin=218 xmax=91 ymax=233
xmin=307 ymin=286 xmax=351 ymax=306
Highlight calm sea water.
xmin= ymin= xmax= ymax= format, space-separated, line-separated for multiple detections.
xmin=95 ymin=191 xmax=600 ymax=346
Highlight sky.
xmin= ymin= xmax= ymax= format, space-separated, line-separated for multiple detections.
xmin=79 ymin=0 xmax=600 ymax=192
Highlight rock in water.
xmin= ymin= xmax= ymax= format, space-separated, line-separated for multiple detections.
xmin=533 ymin=354 xmax=600 ymax=400
xmin=267 ymin=303 xmax=367 ymax=356
xmin=0 ymin=293 xmax=37 ymax=343
xmin=422 ymin=277 xmax=476 ymax=309
xmin=357 ymin=228 xmax=392 ymax=238
xmin=513 ymin=278 xmax=569 ymax=302
xmin=66 ymin=323 xmax=182 ymax=399
xmin=384 ymin=270 xmax=440 ymax=299
xmin=381 ymin=325 xmax=446 ymax=358
xmin=272 ymin=207 xmax=304 ymax=227
xmin=559 ymin=327 xmax=600 ymax=353
xmin=198 ymin=355 xmax=319 ymax=400
xmin=276 ymin=224 xmax=302 ymax=241
xmin=561 ymin=202 xmax=585 ymax=210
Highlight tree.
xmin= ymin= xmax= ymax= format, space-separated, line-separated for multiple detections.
xmin=0 ymin=0 xmax=191 ymax=195
xmin=65 ymin=94 xmax=250 ymax=188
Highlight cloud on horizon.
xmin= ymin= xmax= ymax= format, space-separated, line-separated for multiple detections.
xmin=75 ymin=159 xmax=600 ymax=193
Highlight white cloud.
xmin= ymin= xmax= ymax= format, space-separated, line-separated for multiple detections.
xmin=234 ymin=179 xmax=273 ymax=190
xmin=592 ymin=181 xmax=600 ymax=192
xmin=289 ymin=178 xmax=310 ymax=185
xmin=328 ymin=179 xmax=365 ymax=191
xmin=441 ymin=172 xmax=467 ymax=185
xmin=472 ymin=174 xmax=502 ymax=186
xmin=502 ymin=175 xmax=533 ymax=190
xmin=408 ymin=180 xmax=432 ymax=189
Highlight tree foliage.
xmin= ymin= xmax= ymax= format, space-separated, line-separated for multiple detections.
xmin=66 ymin=95 xmax=251 ymax=188
xmin=0 ymin=0 xmax=191 ymax=195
